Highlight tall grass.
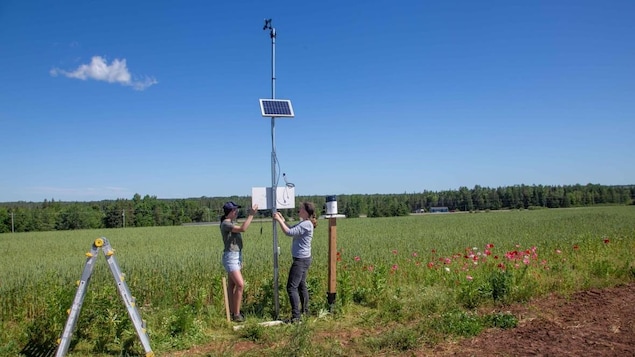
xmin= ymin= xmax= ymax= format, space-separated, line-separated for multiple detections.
xmin=1 ymin=206 xmax=634 ymax=356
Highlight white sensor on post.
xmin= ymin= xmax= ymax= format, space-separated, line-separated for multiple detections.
xmin=325 ymin=195 xmax=337 ymax=215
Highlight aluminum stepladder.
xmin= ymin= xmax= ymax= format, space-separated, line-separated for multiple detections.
xmin=55 ymin=237 xmax=154 ymax=357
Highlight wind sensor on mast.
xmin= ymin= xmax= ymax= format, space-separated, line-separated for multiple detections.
xmin=259 ymin=18 xmax=295 ymax=320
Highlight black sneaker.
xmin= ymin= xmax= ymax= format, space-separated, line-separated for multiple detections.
xmin=283 ymin=317 xmax=301 ymax=324
xmin=231 ymin=313 xmax=245 ymax=322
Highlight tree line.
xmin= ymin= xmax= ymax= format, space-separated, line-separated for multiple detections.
xmin=0 ymin=184 xmax=633 ymax=233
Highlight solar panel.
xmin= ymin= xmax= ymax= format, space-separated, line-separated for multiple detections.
xmin=259 ymin=99 xmax=295 ymax=117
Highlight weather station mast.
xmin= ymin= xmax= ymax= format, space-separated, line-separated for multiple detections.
xmin=259 ymin=18 xmax=295 ymax=320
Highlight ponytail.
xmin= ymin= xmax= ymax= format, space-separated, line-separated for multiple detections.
xmin=302 ymin=202 xmax=318 ymax=228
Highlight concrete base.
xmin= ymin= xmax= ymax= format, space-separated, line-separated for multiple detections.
xmin=232 ymin=320 xmax=284 ymax=331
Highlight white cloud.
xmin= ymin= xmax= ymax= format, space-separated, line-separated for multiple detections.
xmin=50 ymin=56 xmax=158 ymax=91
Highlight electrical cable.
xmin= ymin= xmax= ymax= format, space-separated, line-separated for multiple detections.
xmin=283 ymin=173 xmax=295 ymax=188
xmin=272 ymin=151 xmax=296 ymax=206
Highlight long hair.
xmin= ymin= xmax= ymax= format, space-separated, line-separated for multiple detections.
xmin=220 ymin=207 xmax=233 ymax=223
xmin=302 ymin=201 xmax=318 ymax=228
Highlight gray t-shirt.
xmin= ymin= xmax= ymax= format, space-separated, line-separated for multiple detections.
xmin=285 ymin=220 xmax=313 ymax=258
xmin=221 ymin=220 xmax=242 ymax=252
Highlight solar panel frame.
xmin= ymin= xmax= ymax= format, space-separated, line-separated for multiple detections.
xmin=259 ymin=99 xmax=295 ymax=117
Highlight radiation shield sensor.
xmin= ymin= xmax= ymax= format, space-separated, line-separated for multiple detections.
xmin=325 ymin=195 xmax=337 ymax=215
xmin=259 ymin=99 xmax=295 ymax=117
xmin=323 ymin=195 xmax=346 ymax=218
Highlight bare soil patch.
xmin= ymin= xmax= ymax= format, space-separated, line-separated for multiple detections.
xmin=431 ymin=282 xmax=635 ymax=357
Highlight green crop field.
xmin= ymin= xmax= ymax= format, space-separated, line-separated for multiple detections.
xmin=1 ymin=206 xmax=634 ymax=356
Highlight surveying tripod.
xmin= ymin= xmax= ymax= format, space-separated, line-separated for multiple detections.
xmin=55 ymin=237 xmax=154 ymax=357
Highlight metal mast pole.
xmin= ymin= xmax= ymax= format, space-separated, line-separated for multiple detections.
xmin=264 ymin=18 xmax=280 ymax=319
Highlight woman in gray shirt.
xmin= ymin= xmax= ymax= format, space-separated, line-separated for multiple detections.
xmin=273 ymin=201 xmax=317 ymax=323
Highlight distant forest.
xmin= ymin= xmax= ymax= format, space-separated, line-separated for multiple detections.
xmin=0 ymin=183 xmax=633 ymax=233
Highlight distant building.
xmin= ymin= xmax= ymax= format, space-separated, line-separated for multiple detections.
xmin=430 ymin=206 xmax=449 ymax=213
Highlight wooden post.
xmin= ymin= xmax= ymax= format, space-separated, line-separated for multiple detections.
xmin=327 ymin=217 xmax=337 ymax=310
xmin=222 ymin=277 xmax=231 ymax=322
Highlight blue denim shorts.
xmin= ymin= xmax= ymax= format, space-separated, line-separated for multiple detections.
xmin=222 ymin=251 xmax=242 ymax=272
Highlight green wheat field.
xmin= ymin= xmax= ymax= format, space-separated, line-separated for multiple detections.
xmin=1 ymin=206 xmax=634 ymax=356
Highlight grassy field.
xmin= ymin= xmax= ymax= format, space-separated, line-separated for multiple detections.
xmin=1 ymin=206 xmax=634 ymax=356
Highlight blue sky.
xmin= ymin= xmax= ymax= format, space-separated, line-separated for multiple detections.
xmin=1 ymin=0 xmax=633 ymax=203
